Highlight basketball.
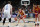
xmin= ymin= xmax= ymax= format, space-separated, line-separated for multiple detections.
xmin=14 ymin=17 xmax=17 ymax=21
xmin=23 ymin=15 xmax=26 ymax=18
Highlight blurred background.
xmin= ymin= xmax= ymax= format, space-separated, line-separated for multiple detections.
xmin=0 ymin=0 xmax=40 ymax=18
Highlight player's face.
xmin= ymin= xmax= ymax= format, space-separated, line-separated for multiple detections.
xmin=9 ymin=2 xmax=11 ymax=4
xmin=19 ymin=9 xmax=21 ymax=12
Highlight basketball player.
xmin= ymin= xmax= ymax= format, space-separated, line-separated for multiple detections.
xmin=2 ymin=1 xmax=12 ymax=26
xmin=17 ymin=8 xmax=26 ymax=23
xmin=33 ymin=5 xmax=39 ymax=22
xmin=38 ymin=5 xmax=40 ymax=21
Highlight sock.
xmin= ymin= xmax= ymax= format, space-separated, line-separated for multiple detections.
xmin=8 ymin=22 xmax=10 ymax=26
xmin=3 ymin=18 xmax=6 ymax=25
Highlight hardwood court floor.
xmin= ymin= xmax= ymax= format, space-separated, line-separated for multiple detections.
xmin=0 ymin=23 xmax=35 ymax=27
xmin=0 ymin=18 xmax=40 ymax=27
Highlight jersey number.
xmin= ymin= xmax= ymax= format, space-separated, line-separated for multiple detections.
xmin=6 ymin=5 xmax=8 ymax=10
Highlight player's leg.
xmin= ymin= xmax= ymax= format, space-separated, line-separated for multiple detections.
xmin=0 ymin=16 xmax=2 ymax=21
xmin=7 ymin=13 xmax=11 ymax=27
xmin=18 ymin=18 xmax=21 ymax=23
xmin=3 ymin=12 xmax=6 ymax=25
xmin=9 ymin=18 xmax=11 ymax=23
xmin=22 ymin=15 xmax=26 ymax=23
xmin=35 ymin=18 xmax=37 ymax=22
xmin=9 ymin=15 xmax=11 ymax=23
xmin=8 ymin=18 xmax=11 ymax=27
xmin=35 ymin=14 xmax=38 ymax=22
xmin=35 ymin=14 xmax=39 ymax=26
xmin=38 ymin=14 xmax=40 ymax=21
xmin=7 ymin=12 xmax=11 ymax=23
xmin=3 ymin=17 xmax=6 ymax=25
xmin=22 ymin=17 xmax=25 ymax=23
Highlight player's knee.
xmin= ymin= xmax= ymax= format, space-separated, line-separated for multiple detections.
xmin=3 ymin=18 xmax=6 ymax=24
xmin=3 ymin=20 xmax=5 ymax=23
xmin=9 ymin=18 xmax=11 ymax=22
xmin=3 ymin=18 xmax=6 ymax=23
xmin=4 ymin=18 xmax=6 ymax=21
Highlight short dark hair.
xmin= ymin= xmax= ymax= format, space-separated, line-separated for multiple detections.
xmin=8 ymin=1 xmax=11 ymax=4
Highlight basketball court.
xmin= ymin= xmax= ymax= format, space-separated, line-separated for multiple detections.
xmin=0 ymin=0 xmax=40 ymax=27
xmin=0 ymin=23 xmax=35 ymax=27
xmin=0 ymin=18 xmax=36 ymax=27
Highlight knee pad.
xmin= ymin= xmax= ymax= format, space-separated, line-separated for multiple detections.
xmin=3 ymin=18 xmax=6 ymax=23
xmin=9 ymin=18 xmax=11 ymax=22
xmin=4 ymin=18 xmax=6 ymax=21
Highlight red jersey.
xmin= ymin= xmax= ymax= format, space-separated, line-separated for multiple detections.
xmin=19 ymin=10 xmax=24 ymax=16
xmin=38 ymin=8 xmax=40 ymax=14
xmin=34 ymin=6 xmax=39 ymax=13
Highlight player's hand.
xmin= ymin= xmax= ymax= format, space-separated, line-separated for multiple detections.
xmin=21 ymin=15 xmax=24 ymax=17
xmin=11 ymin=14 xmax=12 ymax=18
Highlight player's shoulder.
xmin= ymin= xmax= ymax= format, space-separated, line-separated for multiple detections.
xmin=10 ymin=5 xmax=12 ymax=8
xmin=22 ymin=10 xmax=25 ymax=12
xmin=5 ymin=4 xmax=8 ymax=6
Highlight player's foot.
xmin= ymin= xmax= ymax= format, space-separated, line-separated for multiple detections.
xmin=3 ymin=23 xmax=5 ymax=25
xmin=15 ymin=24 xmax=18 ymax=26
xmin=35 ymin=23 xmax=39 ymax=26
xmin=8 ymin=22 xmax=10 ymax=27
xmin=24 ymin=24 xmax=27 ymax=27
xmin=8 ymin=26 xmax=9 ymax=27
xmin=3 ymin=21 xmax=5 ymax=25
xmin=37 ymin=23 xmax=39 ymax=26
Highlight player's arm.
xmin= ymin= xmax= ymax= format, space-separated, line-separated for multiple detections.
xmin=1 ymin=11 xmax=2 ymax=17
xmin=10 ymin=5 xmax=12 ymax=15
xmin=17 ymin=12 xmax=19 ymax=17
xmin=1 ymin=7 xmax=4 ymax=17
xmin=22 ymin=10 xmax=25 ymax=17
xmin=2 ymin=7 xmax=4 ymax=13
xmin=22 ymin=10 xmax=25 ymax=15
xmin=38 ymin=14 xmax=39 ymax=18
xmin=33 ymin=5 xmax=35 ymax=13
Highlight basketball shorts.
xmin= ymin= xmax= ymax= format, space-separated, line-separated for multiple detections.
xmin=4 ymin=11 xmax=11 ymax=18
xmin=35 ymin=14 xmax=38 ymax=18
xmin=20 ymin=15 xmax=26 ymax=19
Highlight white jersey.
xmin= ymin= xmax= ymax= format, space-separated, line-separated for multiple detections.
xmin=3 ymin=4 xmax=12 ymax=18
xmin=4 ymin=4 xmax=12 ymax=13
